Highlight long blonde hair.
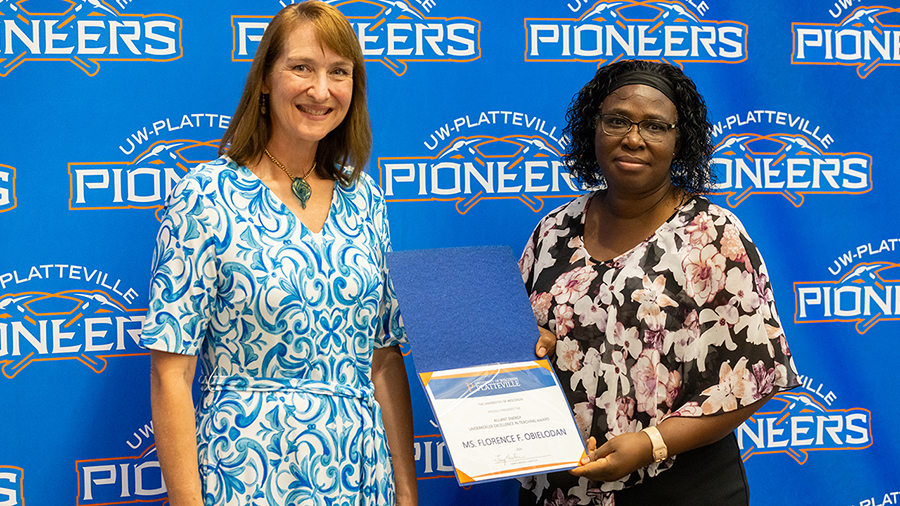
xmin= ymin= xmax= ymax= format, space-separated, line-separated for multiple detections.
xmin=218 ymin=1 xmax=371 ymax=184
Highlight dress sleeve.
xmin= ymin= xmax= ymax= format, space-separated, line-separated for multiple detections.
xmin=370 ymin=179 xmax=407 ymax=349
xmin=140 ymin=174 xmax=220 ymax=356
xmin=669 ymin=208 xmax=800 ymax=418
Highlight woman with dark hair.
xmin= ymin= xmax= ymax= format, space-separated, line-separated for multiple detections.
xmin=518 ymin=60 xmax=798 ymax=505
xmin=141 ymin=2 xmax=417 ymax=505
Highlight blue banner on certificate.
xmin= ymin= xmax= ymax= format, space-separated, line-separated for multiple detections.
xmin=387 ymin=246 xmax=586 ymax=485
xmin=420 ymin=360 xmax=586 ymax=484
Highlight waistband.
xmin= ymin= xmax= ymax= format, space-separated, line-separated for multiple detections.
xmin=200 ymin=375 xmax=374 ymax=407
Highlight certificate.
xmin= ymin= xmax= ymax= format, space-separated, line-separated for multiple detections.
xmin=385 ymin=246 xmax=586 ymax=484
xmin=421 ymin=360 xmax=586 ymax=485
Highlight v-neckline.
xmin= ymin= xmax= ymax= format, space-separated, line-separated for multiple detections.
xmin=238 ymin=160 xmax=337 ymax=237
xmin=579 ymin=193 xmax=695 ymax=266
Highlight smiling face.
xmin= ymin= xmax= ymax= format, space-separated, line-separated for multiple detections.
xmin=594 ymin=84 xmax=680 ymax=197
xmin=263 ymin=22 xmax=354 ymax=153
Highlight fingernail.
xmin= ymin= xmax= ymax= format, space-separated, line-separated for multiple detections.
xmin=581 ymin=456 xmax=590 ymax=465
xmin=538 ymin=347 xmax=547 ymax=357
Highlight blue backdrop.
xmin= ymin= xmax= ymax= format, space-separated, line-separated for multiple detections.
xmin=1 ymin=0 xmax=898 ymax=505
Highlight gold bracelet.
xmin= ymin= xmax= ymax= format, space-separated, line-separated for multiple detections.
xmin=641 ymin=426 xmax=668 ymax=463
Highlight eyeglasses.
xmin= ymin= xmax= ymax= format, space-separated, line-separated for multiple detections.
xmin=598 ymin=114 xmax=677 ymax=143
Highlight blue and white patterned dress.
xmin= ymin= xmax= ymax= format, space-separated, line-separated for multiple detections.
xmin=140 ymin=157 xmax=405 ymax=506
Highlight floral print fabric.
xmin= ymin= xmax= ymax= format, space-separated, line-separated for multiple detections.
xmin=140 ymin=157 xmax=405 ymax=506
xmin=518 ymin=193 xmax=799 ymax=505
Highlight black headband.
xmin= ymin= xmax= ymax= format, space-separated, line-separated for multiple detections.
xmin=603 ymin=70 xmax=677 ymax=105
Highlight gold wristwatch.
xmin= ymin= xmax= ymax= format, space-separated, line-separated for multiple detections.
xmin=641 ymin=426 xmax=668 ymax=463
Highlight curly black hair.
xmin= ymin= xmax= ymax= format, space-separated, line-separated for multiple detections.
xmin=564 ymin=60 xmax=715 ymax=194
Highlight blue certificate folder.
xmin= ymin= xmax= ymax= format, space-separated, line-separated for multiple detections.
xmin=385 ymin=245 xmax=540 ymax=373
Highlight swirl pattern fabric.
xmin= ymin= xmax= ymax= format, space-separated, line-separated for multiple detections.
xmin=140 ymin=157 xmax=405 ymax=505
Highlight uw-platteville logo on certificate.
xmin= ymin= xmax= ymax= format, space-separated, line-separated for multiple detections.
xmin=421 ymin=360 xmax=586 ymax=484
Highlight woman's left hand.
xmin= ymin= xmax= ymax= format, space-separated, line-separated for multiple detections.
xmin=570 ymin=392 xmax=777 ymax=483
xmin=372 ymin=346 xmax=418 ymax=505
xmin=569 ymin=433 xmax=653 ymax=482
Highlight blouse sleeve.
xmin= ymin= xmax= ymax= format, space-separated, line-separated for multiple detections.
xmin=370 ymin=177 xmax=407 ymax=349
xmin=518 ymin=222 xmax=540 ymax=292
xmin=669 ymin=207 xmax=800 ymax=418
xmin=140 ymin=173 xmax=220 ymax=356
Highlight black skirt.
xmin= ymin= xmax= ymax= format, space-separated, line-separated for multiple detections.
xmin=614 ymin=432 xmax=749 ymax=506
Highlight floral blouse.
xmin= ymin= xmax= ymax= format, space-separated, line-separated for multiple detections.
xmin=517 ymin=193 xmax=799 ymax=505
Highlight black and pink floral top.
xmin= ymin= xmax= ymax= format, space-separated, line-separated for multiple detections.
xmin=518 ymin=193 xmax=799 ymax=505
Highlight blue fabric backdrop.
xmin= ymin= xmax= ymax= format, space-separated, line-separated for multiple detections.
xmin=1 ymin=0 xmax=898 ymax=505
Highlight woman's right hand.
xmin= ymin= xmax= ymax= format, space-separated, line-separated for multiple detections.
xmin=535 ymin=326 xmax=557 ymax=358
xmin=569 ymin=433 xmax=654 ymax=482
xmin=149 ymin=350 xmax=204 ymax=506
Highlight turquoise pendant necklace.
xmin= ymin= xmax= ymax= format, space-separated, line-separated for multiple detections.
xmin=264 ymin=149 xmax=316 ymax=209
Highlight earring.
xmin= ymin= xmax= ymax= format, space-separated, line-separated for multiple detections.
xmin=259 ymin=93 xmax=268 ymax=115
